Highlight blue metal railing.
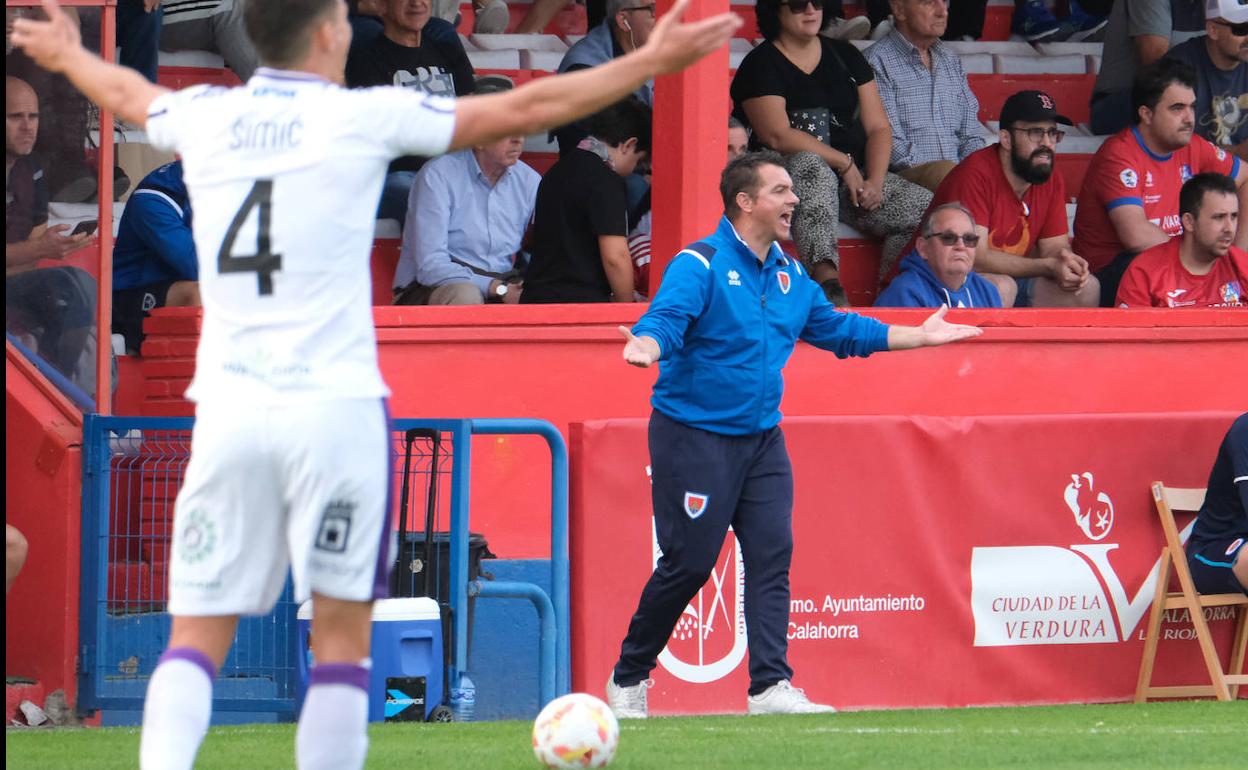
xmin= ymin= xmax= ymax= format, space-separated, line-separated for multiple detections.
xmin=80 ymin=414 xmax=569 ymax=717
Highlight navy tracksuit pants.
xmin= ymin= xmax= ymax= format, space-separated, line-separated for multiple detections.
xmin=614 ymin=410 xmax=795 ymax=695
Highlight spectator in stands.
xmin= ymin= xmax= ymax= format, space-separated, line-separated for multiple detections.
xmin=5 ymin=524 xmax=26 ymax=594
xmin=395 ymin=83 xmax=541 ymax=305
xmin=347 ymin=0 xmax=384 ymax=57
xmin=876 ymin=203 xmax=1002 ymax=307
xmin=1186 ymin=413 xmax=1248 ymax=597
xmin=918 ymin=90 xmax=1097 ymax=307
xmin=117 ymin=0 xmax=163 ymax=83
xmin=1116 ymin=172 xmax=1246 ymax=306
xmin=728 ymin=116 xmax=750 ymax=161
xmin=554 ymin=0 xmax=656 ymax=154
xmin=1163 ymin=0 xmax=1247 ymax=156
xmin=865 ymin=0 xmax=986 ymax=193
xmin=1012 ymin=0 xmax=1108 ymax=43
xmin=1090 ymin=0 xmax=1208 ymax=136
xmin=5 ymin=76 xmax=98 ymax=392
xmin=347 ymin=0 xmax=475 ymax=222
xmin=732 ymin=0 xmax=932 ymax=306
xmin=112 ymin=160 xmax=200 ymax=354
xmin=1073 ymin=59 xmax=1247 ymax=306
xmin=159 ymin=1 xmax=258 ymax=82
xmin=522 ymin=97 xmax=650 ymax=303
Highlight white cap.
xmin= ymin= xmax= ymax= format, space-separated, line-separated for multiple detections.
xmin=1206 ymin=0 xmax=1248 ymax=23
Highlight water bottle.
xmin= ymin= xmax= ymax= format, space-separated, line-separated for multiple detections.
xmin=450 ymin=674 xmax=476 ymax=722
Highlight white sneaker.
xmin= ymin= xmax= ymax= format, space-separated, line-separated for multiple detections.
xmin=747 ymin=680 xmax=837 ymax=715
xmin=869 ymin=17 xmax=893 ymax=41
xmin=473 ymin=0 xmax=510 ymax=34
xmin=821 ymin=15 xmax=871 ymax=41
xmin=605 ymin=674 xmax=651 ymax=719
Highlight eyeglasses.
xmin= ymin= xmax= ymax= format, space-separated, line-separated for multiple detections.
xmin=926 ymin=231 xmax=980 ymax=247
xmin=1009 ymin=127 xmax=1065 ymax=144
xmin=622 ymin=3 xmax=657 ymax=16
xmin=1213 ymin=19 xmax=1248 ymax=36
xmin=782 ymin=0 xmax=824 ymax=13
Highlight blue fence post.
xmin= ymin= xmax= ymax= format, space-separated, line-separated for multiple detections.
xmin=447 ymin=419 xmax=473 ymax=693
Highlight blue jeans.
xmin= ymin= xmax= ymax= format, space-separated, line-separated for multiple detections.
xmin=379 ymin=171 xmax=419 ymax=224
xmin=116 ymin=0 xmax=163 ymax=83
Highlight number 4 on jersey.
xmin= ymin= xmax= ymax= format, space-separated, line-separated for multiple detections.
xmin=219 ymin=180 xmax=283 ymax=295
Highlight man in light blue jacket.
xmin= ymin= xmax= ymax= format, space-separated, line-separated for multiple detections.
xmin=875 ymin=203 xmax=1003 ymax=309
xmin=606 ymin=151 xmax=981 ymax=718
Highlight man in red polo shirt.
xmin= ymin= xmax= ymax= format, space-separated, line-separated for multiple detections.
xmin=1117 ymin=173 xmax=1246 ymax=307
xmin=1073 ymin=58 xmax=1247 ymax=306
xmin=911 ymin=89 xmax=1097 ymax=307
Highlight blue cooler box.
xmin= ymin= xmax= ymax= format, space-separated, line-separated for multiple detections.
xmin=297 ymin=597 xmax=443 ymax=722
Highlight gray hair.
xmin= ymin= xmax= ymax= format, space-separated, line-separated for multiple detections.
xmin=921 ymin=202 xmax=977 ymax=237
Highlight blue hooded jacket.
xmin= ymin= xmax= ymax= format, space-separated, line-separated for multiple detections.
xmin=874 ymin=251 xmax=1001 ymax=309
xmin=113 ymin=161 xmax=196 ymax=291
xmin=632 ymin=217 xmax=890 ymax=436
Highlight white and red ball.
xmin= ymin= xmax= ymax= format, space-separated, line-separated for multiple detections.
xmin=531 ymin=693 xmax=620 ymax=769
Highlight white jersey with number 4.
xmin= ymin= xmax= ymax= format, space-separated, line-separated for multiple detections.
xmin=144 ymin=68 xmax=456 ymax=405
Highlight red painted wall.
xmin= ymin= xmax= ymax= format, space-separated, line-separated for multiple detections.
xmin=5 ymin=344 xmax=84 ymax=706
xmin=134 ymin=307 xmax=1248 ymax=560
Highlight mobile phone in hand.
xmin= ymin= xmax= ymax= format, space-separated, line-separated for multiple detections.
xmin=71 ymin=219 xmax=98 ymax=236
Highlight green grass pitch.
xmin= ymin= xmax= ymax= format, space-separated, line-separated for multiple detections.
xmin=7 ymin=701 xmax=1246 ymax=769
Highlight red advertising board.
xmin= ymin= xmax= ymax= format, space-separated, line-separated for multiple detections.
xmin=570 ymin=412 xmax=1245 ymax=713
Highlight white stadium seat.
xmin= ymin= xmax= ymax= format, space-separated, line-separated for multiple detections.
xmin=467 ymin=49 xmax=522 ymax=69
xmin=469 ymin=33 xmax=567 ymax=52
xmin=944 ymin=40 xmax=1037 ymax=57
xmin=157 ymin=50 xmax=225 ymax=68
xmin=520 ymin=49 xmax=565 ymax=72
xmin=994 ymin=53 xmax=1089 ymax=74
xmin=1034 ymin=42 xmax=1103 ymax=57
xmin=959 ymin=53 xmax=995 ymax=74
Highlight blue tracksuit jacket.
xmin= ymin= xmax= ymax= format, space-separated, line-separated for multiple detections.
xmin=632 ymin=216 xmax=890 ymax=436
xmin=113 ymin=160 xmax=196 ymax=291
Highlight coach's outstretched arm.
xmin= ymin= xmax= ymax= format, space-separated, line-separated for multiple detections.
xmin=885 ymin=306 xmax=982 ymax=350
xmin=449 ymin=0 xmax=740 ymax=151
xmin=11 ymin=0 xmax=169 ymax=126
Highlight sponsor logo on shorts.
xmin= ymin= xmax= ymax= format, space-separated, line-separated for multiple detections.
xmin=141 ymin=292 xmax=158 ymax=312
xmin=1228 ymin=538 xmax=1244 ymax=557
xmin=1119 ymin=169 xmax=1138 ymax=188
xmin=683 ymin=492 xmax=709 ymax=519
xmin=777 ymin=271 xmax=791 ymax=294
xmin=177 ymin=508 xmax=217 ymax=564
xmin=316 ymin=499 xmax=355 ymax=553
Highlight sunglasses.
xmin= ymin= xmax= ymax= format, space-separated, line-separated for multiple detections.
xmin=1213 ymin=19 xmax=1248 ymax=36
xmin=782 ymin=0 xmax=824 ymax=13
xmin=926 ymin=231 xmax=980 ymax=247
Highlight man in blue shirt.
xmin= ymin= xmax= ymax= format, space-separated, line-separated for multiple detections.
xmin=394 ymin=133 xmax=541 ymax=304
xmin=1188 ymin=413 xmax=1248 ymax=596
xmin=112 ymin=160 xmax=200 ymax=354
xmin=875 ymin=203 xmax=1003 ymax=308
xmin=607 ymin=151 xmax=981 ymax=718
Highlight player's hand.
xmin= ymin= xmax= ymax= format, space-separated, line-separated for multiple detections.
xmin=619 ymin=325 xmax=660 ymax=367
xmin=10 ymin=0 xmax=82 ymax=75
xmin=919 ymin=305 xmax=982 ymax=346
xmin=641 ymin=0 xmax=742 ymax=76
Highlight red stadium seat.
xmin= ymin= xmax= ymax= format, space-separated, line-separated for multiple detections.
xmin=969 ymin=73 xmax=1095 ymax=125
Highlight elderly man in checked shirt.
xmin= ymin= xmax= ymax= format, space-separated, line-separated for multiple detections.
xmin=864 ymin=0 xmax=987 ymax=192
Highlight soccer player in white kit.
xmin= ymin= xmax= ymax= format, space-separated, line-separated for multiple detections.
xmin=12 ymin=1 xmax=740 ymax=767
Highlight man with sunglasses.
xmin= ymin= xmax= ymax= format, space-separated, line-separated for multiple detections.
xmin=1163 ymin=0 xmax=1247 ymax=156
xmin=1073 ymin=57 xmax=1247 ymax=306
xmin=875 ymin=203 xmax=1002 ymax=308
xmin=905 ymin=90 xmax=1097 ymax=308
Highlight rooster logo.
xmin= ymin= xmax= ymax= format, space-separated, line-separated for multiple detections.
xmin=1063 ymin=473 xmax=1114 ymax=541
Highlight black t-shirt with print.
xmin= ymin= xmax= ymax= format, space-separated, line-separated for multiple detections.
xmin=345 ymin=21 xmax=474 ymax=173
xmin=731 ymin=37 xmax=875 ymax=165
xmin=522 ymin=149 xmax=629 ymax=304
xmin=6 ymin=154 xmax=49 ymax=245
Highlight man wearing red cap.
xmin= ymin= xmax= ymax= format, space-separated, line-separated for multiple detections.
xmin=905 ymin=89 xmax=1097 ymax=307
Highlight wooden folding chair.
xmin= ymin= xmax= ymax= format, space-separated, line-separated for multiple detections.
xmin=1135 ymin=482 xmax=1248 ymax=702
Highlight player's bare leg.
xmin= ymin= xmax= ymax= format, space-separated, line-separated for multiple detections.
xmin=140 ymin=614 xmax=240 ymax=770
xmin=296 ymin=593 xmax=375 ymax=770
xmin=1233 ymin=545 xmax=1248 ymax=590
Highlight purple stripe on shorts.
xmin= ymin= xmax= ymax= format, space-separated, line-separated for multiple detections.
xmin=372 ymin=398 xmax=395 ymax=599
xmin=309 ymin=662 xmax=370 ymax=693
xmin=158 ymin=646 xmax=217 ymax=681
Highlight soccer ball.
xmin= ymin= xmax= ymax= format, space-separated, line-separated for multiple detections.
xmin=531 ymin=692 xmax=620 ymax=768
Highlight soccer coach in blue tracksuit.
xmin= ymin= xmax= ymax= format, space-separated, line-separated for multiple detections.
xmin=606 ymin=151 xmax=981 ymax=717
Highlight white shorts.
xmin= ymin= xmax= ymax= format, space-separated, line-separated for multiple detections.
xmin=168 ymin=398 xmax=391 ymax=616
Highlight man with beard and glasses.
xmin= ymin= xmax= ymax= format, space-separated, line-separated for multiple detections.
xmin=1117 ymin=172 xmax=1247 ymax=307
xmin=901 ymin=90 xmax=1096 ymax=308
xmin=1073 ymin=58 xmax=1247 ymax=306
xmin=1163 ymin=0 xmax=1248 ymax=156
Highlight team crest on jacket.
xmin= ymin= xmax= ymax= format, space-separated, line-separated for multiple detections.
xmin=683 ymin=492 xmax=710 ymax=519
xmin=777 ymin=271 xmax=791 ymax=294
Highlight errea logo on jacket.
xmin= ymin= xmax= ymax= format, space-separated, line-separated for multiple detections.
xmin=727 ymin=270 xmax=742 ymax=286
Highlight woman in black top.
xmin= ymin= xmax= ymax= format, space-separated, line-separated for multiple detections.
xmin=731 ymin=0 xmax=931 ymax=303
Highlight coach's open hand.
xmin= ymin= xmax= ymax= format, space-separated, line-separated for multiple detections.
xmin=10 ymin=0 xmax=81 ymax=74
xmin=619 ymin=326 xmax=661 ymax=368
xmin=641 ymin=0 xmax=743 ymax=76
xmin=886 ymin=305 xmax=982 ymax=350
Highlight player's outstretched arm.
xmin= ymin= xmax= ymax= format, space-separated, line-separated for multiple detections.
xmin=11 ymin=0 xmax=170 ymax=127
xmin=619 ymin=326 xmax=661 ymax=368
xmin=448 ymin=0 xmax=741 ymax=151
xmin=887 ymin=306 xmax=983 ymax=351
